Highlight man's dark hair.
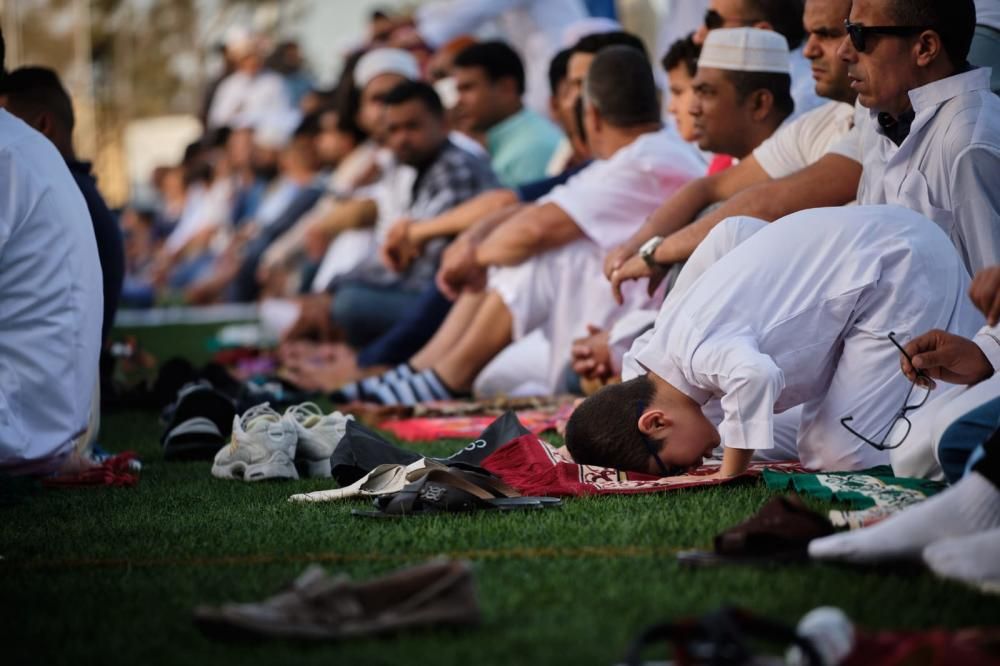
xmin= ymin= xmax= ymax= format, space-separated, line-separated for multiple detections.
xmin=888 ymin=0 xmax=976 ymax=67
xmin=0 ymin=66 xmax=74 ymax=132
xmin=726 ymin=70 xmax=795 ymax=121
xmin=453 ymin=40 xmax=526 ymax=95
xmin=565 ymin=376 xmax=657 ymax=473
xmin=584 ymin=45 xmax=661 ymax=127
xmin=745 ymin=0 xmax=806 ymax=50
xmin=548 ymin=47 xmax=573 ymax=96
xmin=293 ymin=110 xmax=322 ymax=138
xmin=383 ymin=79 xmax=445 ymax=117
xmin=571 ymin=30 xmax=649 ymax=61
xmin=662 ymin=34 xmax=700 ymax=77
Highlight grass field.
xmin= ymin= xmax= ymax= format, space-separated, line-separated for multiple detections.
xmin=3 ymin=323 xmax=1000 ymax=665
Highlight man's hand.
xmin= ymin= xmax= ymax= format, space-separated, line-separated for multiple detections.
xmin=571 ymin=325 xmax=614 ymax=381
xmin=604 ymin=244 xmax=636 ymax=280
xmin=380 ymin=217 xmax=422 ymax=273
xmin=435 ymin=234 xmax=487 ymax=300
xmin=303 ymin=221 xmax=333 ymax=262
xmin=609 ymin=255 xmax=668 ymax=305
xmin=902 ymin=329 xmax=994 ymax=388
xmin=970 ymin=266 xmax=1000 ymax=326
xmin=282 ymin=293 xmax=334 ymax=342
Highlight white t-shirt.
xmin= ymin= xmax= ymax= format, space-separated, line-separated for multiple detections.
xmin=207 ymin=70 xmax=295 ymax=130
xmin=542 ymin=128 xmax=706 ymax=250
xmin=752 ymin=100 xmax=854 ymax=178
xmin=0 ymin=111 xmax=103 ymax=474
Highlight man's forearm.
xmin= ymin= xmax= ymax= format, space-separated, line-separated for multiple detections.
xmin=474 ymin=203 xmax=582 ymax=267
xmin=317 ymin=198 xmax=377 ymax=235
xmin=653 ymin=155 xmax=862 ymax=265
xmin=411 ymin=189 xmax=518 ymax=245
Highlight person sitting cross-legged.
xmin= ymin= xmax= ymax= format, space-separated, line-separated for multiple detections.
xmin=333 ymin=45 xmax=705 ymax=405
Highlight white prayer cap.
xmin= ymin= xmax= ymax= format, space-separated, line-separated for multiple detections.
xmin=223 ymin=26 xmax=257 ymax=58
xmin=560 ymin=17 xmax=623 ymax=48
xmin=354 ymin=48 xmax=420 ymax=90
xmin=697 ymin=28 xmax=790 ymax=74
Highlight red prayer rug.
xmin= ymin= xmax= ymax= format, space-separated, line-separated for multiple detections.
xmin=379 ymin=403 xmax=576 ymax=441
xmin=479 ymin=434 xmax=802 ymax=497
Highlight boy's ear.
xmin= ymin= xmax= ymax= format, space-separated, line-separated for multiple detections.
xmin=637 ymin=408 xmax=671 ymax=439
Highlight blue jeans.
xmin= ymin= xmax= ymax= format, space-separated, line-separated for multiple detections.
xmin=330 ymin=281 xmax=427 ymax=349
xmin=355 ymin=284 xmax=453 ymax=368
xmin=938 ymin=395 xmax=1000 ymax=482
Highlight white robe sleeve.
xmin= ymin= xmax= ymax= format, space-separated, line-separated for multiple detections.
xmin=974 ymin=324 xmax=1000 ymax=374
xmin=694 ymin=337 xmax=785 ymax=450
xmin=951 ymin=144 xmax=1000 ymax=274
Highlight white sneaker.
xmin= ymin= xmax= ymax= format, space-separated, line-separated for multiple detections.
xmin=212 ymin=403 xmax=299 ymax=481
xmin=283 ymin=402 xmax=354 ymax=478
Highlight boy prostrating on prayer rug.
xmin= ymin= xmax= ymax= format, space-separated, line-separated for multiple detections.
xmin=565 ymin=206 xmax=984 ymax=478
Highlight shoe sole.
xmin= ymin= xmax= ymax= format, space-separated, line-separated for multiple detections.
xmin=212 ymin=450 xmax=299 ymax=482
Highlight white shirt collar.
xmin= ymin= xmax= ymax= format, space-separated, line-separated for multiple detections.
xmin=908 ymin=66 xmax=992 ymax=114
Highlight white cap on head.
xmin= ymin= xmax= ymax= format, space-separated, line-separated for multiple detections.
xmin=354 ymin=48 xmax=420 ymax=89
xmin=224 ymin=26 xmax=257 ymax=59
xmin=697 ymin=28 xmax=790 ymax=74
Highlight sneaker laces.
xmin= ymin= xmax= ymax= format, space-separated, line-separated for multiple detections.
xmin=284 ymin=402 xmax=324 ymax=425
xmin=229 ymin=403 xmax=281 ymax=453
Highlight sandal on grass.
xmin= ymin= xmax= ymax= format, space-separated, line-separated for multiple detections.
xmin=352 ymin=468 xmax=560 ymax=518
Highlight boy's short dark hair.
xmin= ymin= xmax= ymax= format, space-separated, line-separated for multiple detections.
xmin=565 ymin=375 xmax=657 ymax=472
xmin=453 ymin=40 xmax=526 ymax=95
xmin=383 ymin=80 xmax=445 ymax=117
xmin=570 ymin=30 xmax=649 ymax=61
xmin=661 ymin=34 xmax=700 ymax=78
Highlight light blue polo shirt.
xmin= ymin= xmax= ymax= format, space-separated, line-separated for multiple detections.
xmin=485 ymin=107 xmax=564 ymax=188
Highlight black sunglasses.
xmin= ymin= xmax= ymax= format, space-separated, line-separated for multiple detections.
xmin=844 ymin=19 xmax=931 ymax=53
xmin=840 ymin=332 xmax=931 ymax=451
xmin=704 ymin=8 xmax=761 ymax=31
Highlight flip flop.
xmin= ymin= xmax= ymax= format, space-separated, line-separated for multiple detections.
xmin=289 ymin=459 xmax=437 ymax=503
xmin=352 ymin=469 xmax=560 ymax=518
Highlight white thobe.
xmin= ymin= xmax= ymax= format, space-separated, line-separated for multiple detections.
xmin=489 ymin=128 xmax=705 ymax=392
xmin=207 ymin=70 xmax=295 ymax=131
xmin=828 ymin=67 xmax=1000 ymax=275
xmin=0 ymin=111 xmax=103 ymax=475
xmin=625 ymin=206 xmax=984 ymax=471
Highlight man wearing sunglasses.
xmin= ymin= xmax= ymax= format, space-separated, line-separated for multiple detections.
xmin=827 ymin=0 xmax=1000 ymax=276
xmin=694 ymin=0 xmax=825 ymax=117
xmin=565 ymin=206 xmax=983 ymax=479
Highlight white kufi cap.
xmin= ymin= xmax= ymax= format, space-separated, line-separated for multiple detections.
xmin=698 ymin=28 xmax=790 ymax=74
xmin=354 ymin=48 xmax=420 ymax=89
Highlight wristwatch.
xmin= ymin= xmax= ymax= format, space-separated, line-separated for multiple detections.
xmin=639 ymin=236 xmax=665 ymax=268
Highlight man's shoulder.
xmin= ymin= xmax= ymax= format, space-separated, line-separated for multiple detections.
xmin=612 ymin=129 xmax=704 ymax=173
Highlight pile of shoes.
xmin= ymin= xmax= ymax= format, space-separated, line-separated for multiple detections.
xmin=212 ymin=402 xmax=354 ymax=481
xmin=195 ymin=559 xmax=481 ymax=640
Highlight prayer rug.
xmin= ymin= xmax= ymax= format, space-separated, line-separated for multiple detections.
xmin=378 ymin=403 xmax=576 ymax=441
xmin=480 ymin=434 xmax=803 ymax=497
xmin=762 ymin=467 xmax=946 ymax=529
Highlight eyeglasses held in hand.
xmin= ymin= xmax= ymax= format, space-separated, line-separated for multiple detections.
xmin=840 ymin=332 xmax=931 ymax=451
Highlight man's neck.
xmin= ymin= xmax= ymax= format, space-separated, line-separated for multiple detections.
xmin=595 ymin=123 xmax=661 ymax=159
xmin=488 ymin=101 xmax=524 ymax=131
xmin=882 ymin=61 xmax=963 ymax=119
xmin=733 ymin=116 xmax=785 ymax=160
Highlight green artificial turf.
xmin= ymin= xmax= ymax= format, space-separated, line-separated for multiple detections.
xmin=2 ymin=323 xmax=1000 ymax=665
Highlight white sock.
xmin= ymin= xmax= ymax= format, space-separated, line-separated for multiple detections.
xmin=808 ymin=472 xmax=1000 ymax=563
xmin=923 ymin=526 xmax=1000 ymax=594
